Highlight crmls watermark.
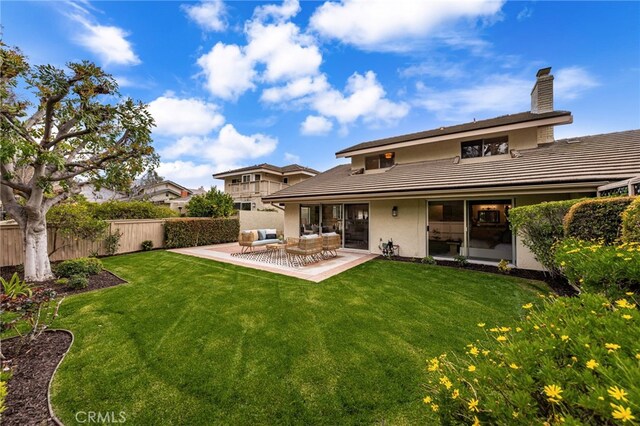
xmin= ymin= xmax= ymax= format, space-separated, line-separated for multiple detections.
xmin=75 ymin=411 xmax=127 ymax=423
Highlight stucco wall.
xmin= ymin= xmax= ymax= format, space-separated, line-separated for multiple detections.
xmin=351 ymin=127 xmax=538 ymax=170
xmin=369 ymin=199 xmax=426 ymax=258
xmin=284 ymin=203 xmax=300 ymax=239
xmin=238 ymin=210 xmax=285 ymax=235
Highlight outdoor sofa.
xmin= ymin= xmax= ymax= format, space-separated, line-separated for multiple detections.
xmin=238 ymin=228 xmax=280 ymax=253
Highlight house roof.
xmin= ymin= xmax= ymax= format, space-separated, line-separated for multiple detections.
xmin=212 ymin=163 xmax=320 ymax=178
xmin=335 ymin=110 xmax=573 ymax=157
xmin=264 ymin=130 xmax=640 ymax=201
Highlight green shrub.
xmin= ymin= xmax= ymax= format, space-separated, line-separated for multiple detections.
xmin=68 ymin=274 xmax=89 ymax=289
xmin=453 ymin=255 xmax=469 ymax=267
xmin=497 ymin=259 xmax=512 ymax=274
xmin=55 ymin=278 xmax=69 ymax=286
xmin=141 ymin=240 xmax=154 ymax=251
xmin=421 ymin=256 xmax=437 ymax=265
xmin=103 ymin=230 xmax=122 ymax=256
xmin=564 ymin=197 xmax=634 ymax=244
xmin=509 ymin=199 xmax=584 ymax=276
xmin=164 ymin=218 xmax=239 ymax=248
xmin=55 ymin=257 xmax=103 ymax=278
xmin=0 ymin=273 xmax=32 ymax=298
xmin=47 ymin=202 xmax=109 ymax=255
xmin=88 ymin=200 xmax=178 ymax=220
xmin=423 ymin=293 xmax=640 ymax=425
xmin=186 ymin=187 xmax=235 ymax=218
xmin=555 ymin=238 xmax=640 ymax=298
xmin=621 ymin=197 xmax=640 ymax=243
xmin=0 ymin=380 xmax=6 ymax=417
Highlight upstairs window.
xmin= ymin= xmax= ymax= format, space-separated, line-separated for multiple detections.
xmin=365 ymin=152 xmax=395 ymax=170
xmin=254 ymin=174 xmax=261 ymax=181
xmin=283 ymin=177 xmax=289 ymax=184
xmin=231 ymin=178 xmax=240 ymax=184
xmin=461 ymin=136 xmax=509 ymax=159
xmin=242 ymin=174 xmax=251 ymax=183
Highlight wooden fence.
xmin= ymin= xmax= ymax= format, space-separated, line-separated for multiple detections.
xmin=0 ymin=219 xmax=165 ymax=267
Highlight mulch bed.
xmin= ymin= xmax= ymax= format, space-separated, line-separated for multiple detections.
xmin=376 ymin=255 xmax=577 ymax=296
xmin=1 ymin=330 xmax=73 ymax=426
xmin=0 ymin=265 xmax=126 ymax=296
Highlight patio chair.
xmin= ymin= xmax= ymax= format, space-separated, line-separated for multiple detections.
xmin=285 ymin=235 xmax=323 ymax=265
xmin=321 ymin=233 xmax=341 ymax=258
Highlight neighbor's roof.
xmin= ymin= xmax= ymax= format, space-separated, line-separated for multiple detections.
xmin=264 ymin=130 xmax=640 ymax=201
xmin=335 ymin=110 xmax=572 ymax=157
xmin=213 ymin=163 xmax=320 ymax=178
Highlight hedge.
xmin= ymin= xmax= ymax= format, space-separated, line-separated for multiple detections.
xmin=164 ymin=218 xmax=239 ymax=248
xmin=564 ymin=197 xmax=634 ymax=244
xmin=509 ymin=199 xmax=584 ymax=275
xmin=88 ymin=200 xmax=178 ymax=220
xmin=621 ymin=197 xmax=640 ymax=243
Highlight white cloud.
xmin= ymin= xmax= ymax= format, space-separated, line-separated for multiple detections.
xmin=301 ymin=115 xmax=333 ymax=135
xmin=197 ymin=42 xmax=256 ymax=100
xmin=183 ymin=0 xmax=227 ymax=32
xmin=253 ymin=0 xmax=300 ymax=22
xmin=284 ymin=152 xmax=301 ymax=163
xmin=148 ymin=95 xmax=225 ymax=137
xmin=554 ymin=67 xmax=599 ymax=100
xmin=414 ymin=74 xmax=530 ymax=121
xmin=309 ymin=0 xmax=504 ymax=52
xmin=312 ymin=71 xmax=410 ymax=125
xmin=517 ymin=6 xmax=533 ymax=21
xmin=156 ymin=160 xmax=217 ymax=189
xmin=261 ymin=75 xmax=329 ymax=103
xmin=399 ymin=60 xmax=466 ymax=80
xmin=70 ymin=13 xmax=140 ymax=66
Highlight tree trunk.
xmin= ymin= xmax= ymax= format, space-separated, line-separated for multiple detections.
xmin=23 ymin=214 xmax=54 ymax=282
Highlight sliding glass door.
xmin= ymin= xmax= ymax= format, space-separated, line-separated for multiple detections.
xmin=344 ymin=204 xmax=369 ymax=250
xmin=467 ymin=200 xmax=513 ymax=262
xmin=427 ymin=201 xmax=465 ymax=258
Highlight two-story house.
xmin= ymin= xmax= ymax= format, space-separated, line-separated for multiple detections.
xmin=263 ymin=68 xmax=640 ymax=270
xmin=213 ymin=164 xmax=319 ymax=211
xmin=129 ymin=180 xmax=194 ymax=204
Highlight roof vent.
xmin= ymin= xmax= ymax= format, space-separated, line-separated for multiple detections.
xmin=350 ymin=168 xmax=364 ymax=175
xmin=510 ymin=149 xmax=522 ymax=158
xmin=452 ymin=156 xmax=460 ymax=164
xmin=566 ymin=139 xmax=581 ymax=144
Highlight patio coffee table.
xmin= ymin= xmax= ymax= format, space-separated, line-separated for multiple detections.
xmin=264 ymin=243 xmax=290 ymax=266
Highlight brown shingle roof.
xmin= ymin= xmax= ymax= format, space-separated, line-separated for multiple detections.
xmin=335 ymin=110 xmax=572 ymax=156
xmin=212 ymin=163 xmax=319 ymax=177
xmin=264 ymin=130 xmax=640 ymax=201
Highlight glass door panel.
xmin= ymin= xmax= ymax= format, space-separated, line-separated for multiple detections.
xmin=428 ymin=201 xmax=465 ymax=258
xmin=467 ymin=200 xmax=513 ymax=261
xmin=344 ymin=204 xmax=369 ymax=249
xmin=321 ymin=204 xmax=343 ymax=234
xmin=300 ymin=205 xmax=320 ymax=235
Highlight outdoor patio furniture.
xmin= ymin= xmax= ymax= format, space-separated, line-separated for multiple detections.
xmin=285 ymin=235 xmax=323 ymax=265
xmin=321 ymin=233 xmax=341 ymax=258
xmin=238 ymin=229 xmax=280 ymax=253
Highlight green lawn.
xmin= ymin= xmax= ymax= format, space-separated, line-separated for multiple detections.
xmin=51 ymin=251 xmax=547 ymax=425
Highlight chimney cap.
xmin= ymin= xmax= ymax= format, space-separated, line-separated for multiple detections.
xmin=536 ymin=67 xmax=552 ymax=78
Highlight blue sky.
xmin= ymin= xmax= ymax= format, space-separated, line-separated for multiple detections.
xmin=4 ymin=0 xmax=640 ymax=188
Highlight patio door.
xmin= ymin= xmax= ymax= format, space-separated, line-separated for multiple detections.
xmin=427 ymin=200 xmax=465 ymax=258
xmin=344 ymin=204 xmax=369 ymax=250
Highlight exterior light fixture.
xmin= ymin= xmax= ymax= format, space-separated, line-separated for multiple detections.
xmin=384 ymin=152 xmax=394 ymax=159
xmin=392 ymin=206 xmax=398 ymax=217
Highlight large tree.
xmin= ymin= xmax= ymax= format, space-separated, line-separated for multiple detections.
xmin=0 ymin=44 xmax=157 ymax=281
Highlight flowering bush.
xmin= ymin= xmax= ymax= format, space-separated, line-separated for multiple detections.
xmin=423 ymin=293 xmax=639 ymax=425
xmin=621 ymin=198 xmax=640 ymax=243
xmin=555 ymin=239 xmax=640 ymax=298
xmin=564 ymin=197 xmax=634 ymax=244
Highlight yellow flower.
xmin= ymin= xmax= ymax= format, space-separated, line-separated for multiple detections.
xmin=468 ymin=365 xmax=476 ymax=372
xmin=544 ymin=384 xmax=563 ymax=403
xmin=586 ymin=359 xmax=599 ymax=370
xmin=622 ymin=314 xmax=632 ymax=320
xmin=439 ymin=376 xmax=452 ymax=389
xmin=499 ymin=326 xmax=511 ymax=332
xmin=534 ymin=325 xmax=540 ymax=330
xmin=469 ymin=346 xmax=479 ymax=356
xmin=452 ymin=389 xmax=459 ymax=399
xmin=489 ymin=327 xmax=499 ymax=332
xmin=481 ymin=350 xmax=490 ymax=356
xmin=636 ymin=353 xmax=640 ymax=360
xmin=512 ymin=411 xmax=519 ymax=418
xmin=423 ymin=396 xmax=432 ymax=404
xmin=496 ymin=335 xmax=507 ymax=342
xmin=615 ymin=299 xmax=636 ymax=309
xmin=608 ymin=386 xmax=629 ymax=402
xmin=605 ymin=343 xmax=621 ymax=352
xmin=561 ymin=335 xmax=569 ymax=341
xmin=472 ymin=416 xmax=480 ymax=426
xmin=515 ymin=327 xmax=522 ymax=332
xmin=431 ymin=403 xmax=439 ymax=412
xmin=626 ymin=292 xmax=634 ymax=296
xmin=477 ymin=323 xmax=485 ymax=327
xmin=468 ymin=398 xmax=479 ymax=412
xmin=509 ymin=363 xmax=519 ymax=369
xmin=522 ymin=303 xmax=533 ymax=309
xmin=427 ymin=357 xmax=440 ymax=371
xmin=611 ymin=404 xmax=635 ymax=423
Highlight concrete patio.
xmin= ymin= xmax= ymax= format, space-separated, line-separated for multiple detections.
xmin=169 ymin=243 xmax=377 ymax=282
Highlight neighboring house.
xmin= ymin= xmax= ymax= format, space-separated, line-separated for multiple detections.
xmin=263 ymin=67 xmax=640 ymax=270
xmin=129 ymin=180 xmax=193 ymax=205
xmin=213 ymin=164 xmax=319 ymax=211
xmin=165 ymin=186 xmax=207 ymax=214
xmin=79 ymin=184 xmax=126 ymax=203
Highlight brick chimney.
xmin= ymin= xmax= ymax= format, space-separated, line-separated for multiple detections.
xmin=531 ymin=67 xmax=555 ymax=144
xmin=531 ymin=67 xmax=553 ymax=113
